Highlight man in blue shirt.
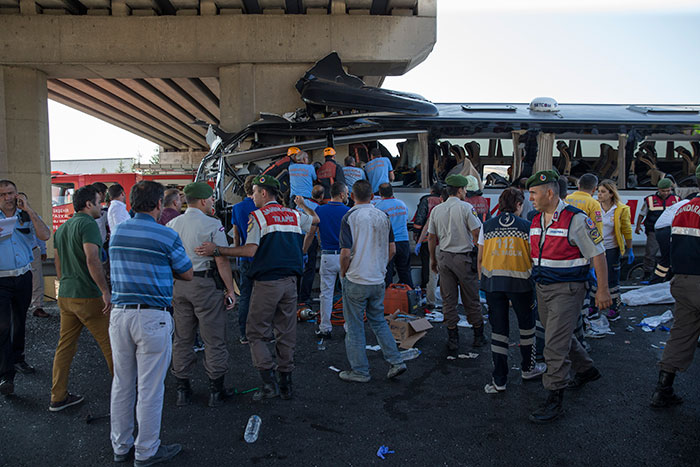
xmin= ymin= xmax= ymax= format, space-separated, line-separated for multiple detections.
xmin=288 ymin=151 xmax=317 ymax=202
xmin=0 ymin=179 xmax=50 ymax=395
xmin=109 ymin=181 xmax=193 ymax=466
xmin=342 ymin=156 xmax=366 ymax=195
xmin=314 ymin=182 xmax=350 ymax=338
xmin=375 ymin=183 xmax=413 ymax=288
xmin=364 ymin=148 xmax=395 ymax=194
xmin=230 ymin=175 xmax=257 ymax=344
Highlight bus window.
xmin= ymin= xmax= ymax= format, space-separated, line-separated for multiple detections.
xmin=52 ymin=183 xmax=74 ymax=207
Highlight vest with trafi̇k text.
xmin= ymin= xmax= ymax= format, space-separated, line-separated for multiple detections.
xmin=481 ymin=212 xmax=533 ymax=293
xmin=247 ymin=203 xmax=304 ymax=281
xmin=670 ymin=197 xmax=700 ymax=276
xmin=644 ymin=193 xmax=681 ymax=232
xmin=530 ymin=205 xmax=590 ymax=284
xmin=466 ymin=195 xmax=490 ymax=222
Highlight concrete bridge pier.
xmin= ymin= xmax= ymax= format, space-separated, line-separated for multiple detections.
xmin=0 ymin=65 xmax=52 ymax=225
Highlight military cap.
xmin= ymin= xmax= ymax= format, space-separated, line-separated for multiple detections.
xmin=183 ymin=181 xmax=213 ymax=199
xmin=465 ymin=175 xmax=480 ymax=191
xmin=445 ymin=174 xmax=470 ymax=187
xmin=526 ymin=170 xmax=560 ymax=189
xmin=657 ymin=178 xmax=672 ymax=189
xmin=252 ymin=174 xmax=280 ymax=191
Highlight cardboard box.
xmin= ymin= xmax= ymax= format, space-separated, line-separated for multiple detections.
xmin=385 ymin=311 xmax=433 ymax=349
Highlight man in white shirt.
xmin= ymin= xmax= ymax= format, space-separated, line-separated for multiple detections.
xmin=107 ymin=184 xmax=130 ymax=232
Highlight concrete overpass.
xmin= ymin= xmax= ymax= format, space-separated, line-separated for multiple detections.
xmin=0 ymin=0 xmax=436 ymax=224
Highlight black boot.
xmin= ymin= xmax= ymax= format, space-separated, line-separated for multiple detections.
xmin=650 ymin=370 xmax=683 ymax=408
xmin=208 ymin=376 xmax=234 ymax=408
xmin=175 ymin=378 xmax=192 ymax=407
xmin=278 ymin=371 xmax=293 ymax=400
xmin=473 ymin=325 xmax=486 ymax=348
xmin=447 ymin=326 xmax=459 ymax=352
xmin=529 ymin=389 xmax=564 ymax=424
xmin=252 ymin=369 xmax=279 ymax=401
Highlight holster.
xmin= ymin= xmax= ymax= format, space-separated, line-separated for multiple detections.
xmin=469 ymin=249 xmax=478 ymax=273
xmin=210 ymin=261 xmax=226 ymax=290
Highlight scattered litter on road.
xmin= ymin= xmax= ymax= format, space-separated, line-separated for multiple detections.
xmin=651 ymin=344 xmax=665 ymax=349
xmin=376 ymin=445 xmax=395 ymax=460
xmin=235 ymin=387 xmax=259 ymax=395
xmin=424 ymin=311 xmax=444 ymax=322
xmin=317 ymin=338 xmax=326 ymax=351
xmin=639 ymin=310 xmax=673 ymax=332
xmin=447 ymin=355 xmax=456 ymax=360
xmin=624 ymin=340 xmax=631 ymax=344
xmin=625 ymin=326 xmax=634 ymax=332
xmin=328 ymin=366 xmax=341 ymax=372
xmin=400 ymin=348 xmax=421 ymax=361
xmin=458 ymin=353 xmax=479 ymax=359
xmin=365 ymin=345 xmax=381 ymax=351
xmin=457 ymin=314 xmax=473 ymax=328
xmin=511 ymin=365 xmax=520 ymax=370
xmin=585 ymin=315 xmax=614 ymax=338
xmin=621 ymin=282 xmax=674 ymax=306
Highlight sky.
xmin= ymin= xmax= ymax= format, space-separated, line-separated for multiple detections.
xmin=48 ymin=0 xmax=700 ymax=162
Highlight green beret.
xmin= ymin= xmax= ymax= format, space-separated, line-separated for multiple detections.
xmin=657 ymin=178 xmax=672 ymax=189
xmin=445 ymin=174 xmax=469 ymax=187
xmin=183 ymin=182 xmax=213 ymax=199
xmin=526 ymin=170 xmax=560 ymax=189
xmin=252 ymin=174 xmax=280 ymax=191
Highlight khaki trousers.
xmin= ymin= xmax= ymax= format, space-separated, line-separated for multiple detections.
xmin=247 ymin=277 xmax=297 ymax=372
xmin=171 ymin=277 xmax=228 ymax=380
xmin=437 ymin=250 xmax=482 ymax=328
xmin=52 ymin=297 xmax=113 ymax=402
xmin=659 ymin=274 xmax=700 ymax=373
xmin=536 ymin=282 xmax=594 ymax=390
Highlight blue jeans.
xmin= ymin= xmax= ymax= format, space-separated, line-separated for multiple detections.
xmin=341 ymin=277 xmax=403 ymax=376
xmin=238 ymin=260 xmax=253 ymax=338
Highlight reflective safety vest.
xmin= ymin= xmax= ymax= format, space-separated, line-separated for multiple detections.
xmin=644 ymin=193 xmax=681 ymax=232
xmin=247 ymin=203 xmax=304 ymax=281
xmin=670 ymin=197 xmax=700 ymax=276
xmin=530 ymin=205 xmax=589 ymax=284
xmin=466 ymin=195 xmax=490 ymax=222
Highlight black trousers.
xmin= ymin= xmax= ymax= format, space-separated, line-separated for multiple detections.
xmin=419 ymin=242 xmax=430 ymax=289
xmin=485 ymin=289 xmax=537 ymax=386
xmin=0 ymin=271 xmax=32 ymax=379
xmin=655 ymin=226 xmax=672 ymax=278
xmin=298 ymin=237 xmax=318 ymax=304
xmin=385 ymin=241 xmax=414 ymax=288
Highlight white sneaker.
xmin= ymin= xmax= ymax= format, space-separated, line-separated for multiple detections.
xmin=484 ymin=379 xmax=506 ymax=394
xmin=522 ymin=362 xmax=547 ymax=380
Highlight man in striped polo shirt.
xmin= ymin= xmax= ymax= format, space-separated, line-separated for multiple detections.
xmin=108 ymin=181 xmax=193 ymax=466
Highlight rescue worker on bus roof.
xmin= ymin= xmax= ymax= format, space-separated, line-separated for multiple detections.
xmin=635 ymin=178 xmax=680 ymax=282
xmin=526 ymin=170 xmax=611 ymax=424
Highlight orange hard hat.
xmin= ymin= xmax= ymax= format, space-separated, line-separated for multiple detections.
xmin=323 ymin=147 xmax=336 ymax=157
xmin=287 ymin=146 xmax=301 ymax=156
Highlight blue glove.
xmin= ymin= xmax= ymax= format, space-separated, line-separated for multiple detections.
xmin=627 ymin=249 xmax=635 ymax=265
xmin=589 ymin=268 xmax=597 ymax=282
xmin=302 ymin=254 xmax=308 ymax=266
xmin=414 ymin=242 xmax=422 ymax=256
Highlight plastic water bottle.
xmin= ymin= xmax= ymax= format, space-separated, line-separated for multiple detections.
xmin=244 ymin=415 xmax=262 ymax=443
xmin=400 ymin=348 xmax=421 ymax=361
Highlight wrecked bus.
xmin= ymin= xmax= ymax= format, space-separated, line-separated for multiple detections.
xmin=196 ymin=53 xmax=700 ymax=249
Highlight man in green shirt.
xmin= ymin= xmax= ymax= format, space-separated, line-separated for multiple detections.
xmin=50 ymin=184 xmax=113 ymax=412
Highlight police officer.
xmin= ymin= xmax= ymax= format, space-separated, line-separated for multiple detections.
xmin=195 ymin=175 xmax=318 ymax=401
xmin=0 ymin=179 xmax=50 ymax=395
xmin=167 ymin=182 xmax=236 ymax=408
xmin=635 ymin=178 xmax=680 ymax=281
xmin=526 ymin=170 xmax=612 ymax=423
xmin=427 ymin=174 xmax=484 ymax=352
xmin=650 ymin=166 xmax=700 ymax=408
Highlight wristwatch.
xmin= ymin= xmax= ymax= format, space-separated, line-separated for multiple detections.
xmin=213 ymin=246 xmax=221 ymax=257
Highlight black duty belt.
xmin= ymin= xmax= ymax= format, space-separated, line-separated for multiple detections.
xmin=193 ymin=270 xmax=216 ymax=278
xmin=114 ymin=304 xmax=173 ymax=312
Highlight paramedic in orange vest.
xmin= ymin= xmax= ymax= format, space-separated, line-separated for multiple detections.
xmin=316 ymin=147 xmax=346 ymax=202
xmin=635 ymin=178 xmax=680 ymax=281
xmin=464 ymin=175 xmax=491 ymax=222
xmin=526 ymin=170 xmax=612 ymax=424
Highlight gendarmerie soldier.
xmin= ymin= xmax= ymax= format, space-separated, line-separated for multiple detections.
xmin=526 ymin=170 xmax=612 ymax=423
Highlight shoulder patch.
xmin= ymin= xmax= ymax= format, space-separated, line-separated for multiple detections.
xmin=594 ymin=210 xmax=602 ymax=223
xmin=471 ymin=207 xmax=478 ymax=218
xmin=584 ymin=217 xmax=602 ymax=244
xmin=247 ymin=218 xmax=254 ymax=233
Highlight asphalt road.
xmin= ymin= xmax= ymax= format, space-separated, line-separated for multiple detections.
xmin=1 ymin=298 xmax=698 ymax=467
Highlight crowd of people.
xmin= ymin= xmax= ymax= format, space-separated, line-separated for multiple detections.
xmin=0 ymin=152 xmax=699 ymax=464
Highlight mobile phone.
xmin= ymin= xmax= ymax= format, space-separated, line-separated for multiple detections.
xmin=226 ymin=296 xmax=234 ymax=305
